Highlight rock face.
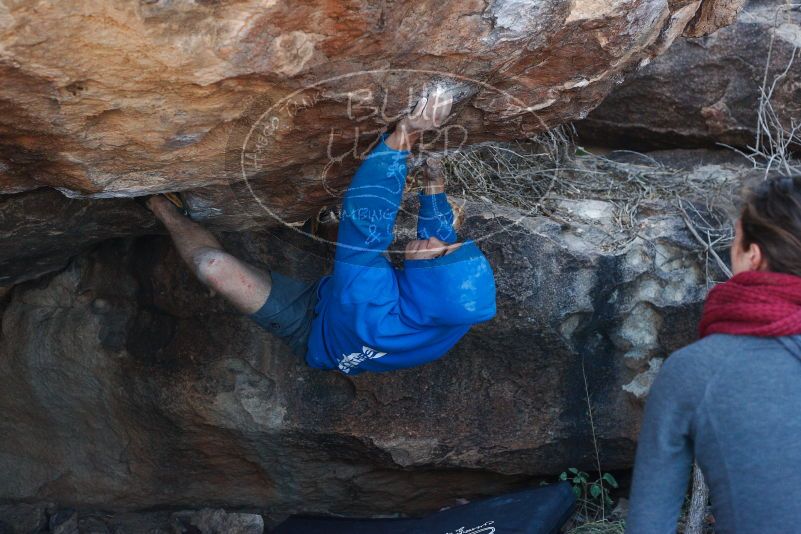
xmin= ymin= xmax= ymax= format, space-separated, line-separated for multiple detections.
xmin=0 ymin=0 xmax=748 ymax=522
xmin=0 ymin=502 xmax=52 ymax=534
xmin=0 ymin=0 xmax=737 ymax=201
xmin=0 ymin=0 xmax=742 ymax=290
xmin=0 ymin=504 xmax=265 ymax=534
xmin=577 ymin=0 xmax=801 ymax=149
xmin=0 ymin=150 xmax=744 ymax=515
xmin=0 ymin=190 xmax=157 ymax=287
xmin=172 ymin=509 xmax=265 ymax=534
xmin=0 ymin=0 xmax=738 ymax=294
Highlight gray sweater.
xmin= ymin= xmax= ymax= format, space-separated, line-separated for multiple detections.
xmin=626 ymin=334 xmax=801 ymax=534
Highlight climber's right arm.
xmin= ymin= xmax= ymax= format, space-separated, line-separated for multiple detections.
xmin=330 ymin=133 xmax=410 ymax=300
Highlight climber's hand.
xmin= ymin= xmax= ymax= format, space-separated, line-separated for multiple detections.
xmin=405 ymin=236 xmax=461 ymax=260
xmin=400 ymin=88 xmax=454 ymax=133
xmin=385 ymin=88 xmax=454 ymax=151
xmin=145 ymin=195 xmax=173 ymax=218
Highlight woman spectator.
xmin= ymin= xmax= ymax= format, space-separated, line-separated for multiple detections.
xmin=627 ymin=175 xmax=801 ymax=533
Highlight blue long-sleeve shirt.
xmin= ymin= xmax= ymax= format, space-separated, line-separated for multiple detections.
xmin=417 ymin=191 xmax=458 ymax=244
xmin=305 ymin=135 xmax=496 ymax=375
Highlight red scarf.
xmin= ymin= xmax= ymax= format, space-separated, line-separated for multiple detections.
xmin=699 ymin=271 xmax=801 ymax=338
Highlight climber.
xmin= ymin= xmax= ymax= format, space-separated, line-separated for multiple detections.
xmin=626 ymin=175 xmax=801 ymax=533
xmin=145 ymin=89 xmax=496 ymax=375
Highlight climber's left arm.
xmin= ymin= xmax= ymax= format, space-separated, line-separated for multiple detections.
xmin=416 ymin=170 xmax=457 ymax=244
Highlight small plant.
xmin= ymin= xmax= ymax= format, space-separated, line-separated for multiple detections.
xmin=559 ymin=468 xmax=619 ymax=517
xmin=556 ymin=357 xmax=625 ymax=532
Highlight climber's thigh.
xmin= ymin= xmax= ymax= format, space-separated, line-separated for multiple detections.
xmin=249 ymin=271 xmax=319 ymax=357
xmin=193 ymin=248 xmax=272 ymax=315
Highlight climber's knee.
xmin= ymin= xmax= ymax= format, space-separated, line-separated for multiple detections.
xmin=191 ymin=247 xmax=272 ymax=314
xmin=193 ymin=248 xmax=232 ymax=290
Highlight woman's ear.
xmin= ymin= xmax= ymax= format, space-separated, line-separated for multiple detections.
xmin=747 ymin=241 xmax=768 ymax=271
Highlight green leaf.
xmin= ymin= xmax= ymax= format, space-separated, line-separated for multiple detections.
xmin=589 ymin=484 xmax=602 ymax=498
xmin=572 ymin=486 xmax=582 ymax=498
xmin=559 ymin=472 xmax=568 ymax=481
xmin=602 ymin=473 xmax=619 ymax=488
xmin=568 ymin=467 xmax=579 ymax=474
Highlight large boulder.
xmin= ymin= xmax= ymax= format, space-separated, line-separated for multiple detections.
xmin=577 ymin=0 xmax=801 ymax=149
xmin=0 ymin=0 xmax=744 ymax=288
xmin=0 ymin=0 xmax=740 ymax=197
xmin=0 ymin=151 xmax=745 ymax=515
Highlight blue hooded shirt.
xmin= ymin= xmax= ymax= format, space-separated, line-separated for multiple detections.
xmin=306 ymin=135 xmax=496 ymax=375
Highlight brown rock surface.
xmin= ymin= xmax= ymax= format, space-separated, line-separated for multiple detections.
xmin=0 ymin=0 xmax=738 ymax=201
xmin=683 ymin=0 xmax=746 ymax=37
xmin=0 ymin=0 xmax=742 ymax=288
xmin=0 ymin=0 xmax=746 ymax=519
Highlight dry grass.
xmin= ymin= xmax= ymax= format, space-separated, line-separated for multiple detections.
xmin=432 ymin=125 xmax=736 ymax=254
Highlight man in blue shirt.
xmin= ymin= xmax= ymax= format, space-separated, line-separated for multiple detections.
xmin=146 ymin=90 xmax=496 ymax=375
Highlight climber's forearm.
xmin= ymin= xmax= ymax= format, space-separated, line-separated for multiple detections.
xmin=423 ymin=174 xmax=445 ymax=195
xmin=150 ymin=198 xmax=223 ymax=266
xmin=417 ymin=192 xmax=457 ymax=243
xmin=387 ymin=126 xmax=444 ymax=193
xmin=334 ymin=134 xmax=409 ymax=268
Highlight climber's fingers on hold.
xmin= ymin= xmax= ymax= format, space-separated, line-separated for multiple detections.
xmin=410 ymin=95 xmax=428 ymax=119
xmin=428 ymin=90 xmax=453 ymax=127
xmin=403 ymin=87 xmax=454 ymax=132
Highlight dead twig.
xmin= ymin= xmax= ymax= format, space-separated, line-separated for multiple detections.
xmin=677 ymin=199 xmax=733 ymax=279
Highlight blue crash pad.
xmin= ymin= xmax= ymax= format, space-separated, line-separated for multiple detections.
xmin=272 ymin=482 xmax=576 ymax=534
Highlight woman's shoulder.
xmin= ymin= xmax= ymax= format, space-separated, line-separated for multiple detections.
xmin=660 ymin=334 xmax=784 ymax=384
xmin=645 ymin=337 xmax=738 ymax=411
xmin=675 ymin=334 xmax=781 ymax=359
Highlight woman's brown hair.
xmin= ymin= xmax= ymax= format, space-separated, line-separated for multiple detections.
xmin=740 ymin=174 xmax=801 ymax=277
